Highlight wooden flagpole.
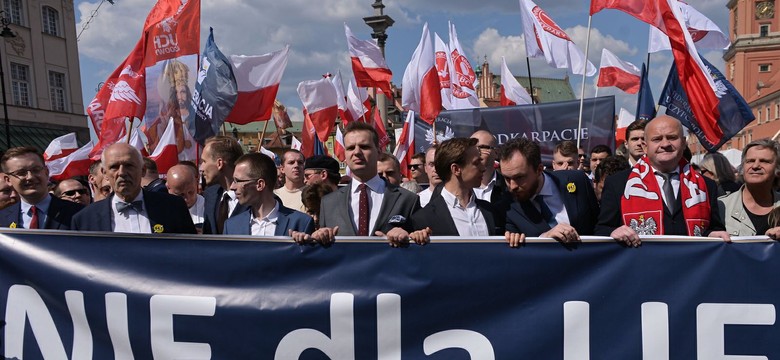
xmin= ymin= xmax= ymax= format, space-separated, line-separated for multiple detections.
xmin=258 ymin=119 xmax=270 ymax=152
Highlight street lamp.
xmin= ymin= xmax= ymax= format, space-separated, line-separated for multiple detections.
xmin=0 ymin=10 xmax=16 ymax=151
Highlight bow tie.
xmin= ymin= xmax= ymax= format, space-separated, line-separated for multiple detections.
xmin=116 ymin=200 xmax=143 ymax=213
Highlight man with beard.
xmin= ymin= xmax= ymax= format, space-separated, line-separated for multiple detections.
xmin=499 ymin=138 xmax=599 ymax=247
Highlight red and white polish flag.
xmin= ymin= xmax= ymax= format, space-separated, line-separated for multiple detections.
xmin=43 ymin=133 xmax=79 ymax=162
xmin=520 ymin=0 xmax=596 ymax=76
xmin=290 ymin=136 xmax=302 ymax=151
xmin=125 ymin=128 xmax=149 ymax=157
xmin=346 ymin=81 xmax=371 ymax=123
xmin=596 ymin=48 xmax=641 ymax=94
xmin=402 ymin=23 xmax=442 ymax=125
xmin=225 ymin=45 xmax=290 ymax=125
xmin=334 ymin=127 xmax=346 ymax=162
xmin=47 ymin=142 xmax=94 ymax=182
xmin=500 ymin=57 xmax=533 ymax=106
xmin=149 ymin=118 xmax=179 ymax=174
xmin=615 ymin=107 xmax=636 ymax=145
xmin=297 ymin=78 xmax=339 ymax=144
xmin=648 ymin=0 xmax=729 ymax=53
xmin=433 ymin=33 xmax=454 ymax=110
xmin=447 ymin=22 xmax=480 ymax=109
xmin=393 ymin=110 xmax=416 ymax=179
xmin=330 ymin=70 xmax=353 ymax=125
xmin=345 ymin=24 xmax=393 ymax=96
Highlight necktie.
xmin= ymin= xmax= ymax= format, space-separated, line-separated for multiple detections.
xmin=216 ymin=192 xmax=230 ymax=234
xmin=116 ymin=200 xmax=143 ymax=214
xmin=657 ymin=172 xmax=677 ymax=211
xmin=357 ymin=184 xmax=369 ymax=236
xmin=534 ymin=195 xmax=554 ymax=225
xmin=29 ymin=206 xmax=39 ymax=229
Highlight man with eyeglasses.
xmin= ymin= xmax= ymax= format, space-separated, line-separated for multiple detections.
xmin=470 ymin=130 xmax=506 ymax=202
xmin=0 ymin=147 xmax=83 ymax=229
xmin=54 ymin=179 xmax=91 ymax=206
xmin=224 ymin=153 xmax=314 ymax=236
xmin=408 ymin=153 xmax=428 ymax=186
xmin=303 ymin=155 xmax=339 ymax=191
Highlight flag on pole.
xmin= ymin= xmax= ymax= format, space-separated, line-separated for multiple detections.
xmin=659 ymin=55 xmax=754 ymax=152
xmin=500 ymin=57 xmax=533 ymax=106
xmin=43 ymin=133 xmax=78 ymax=162
xmin=596 ymin=48 xmax=641 ymax=94
xmin=635 ymin=64 xmax=656 ymax=122
xmin=272 ymin=100 xmax=293 ymax=130
xmin=149 ymin=118 xmax=179 ymax=174
xmin=189 ymin=28 xmax=238 ymax=146
xmin=647 ymin=0 xmax=729 ymax=53
xmin=345 ymin=24 xmax=393 ymax=96
xmin=47 ymin=143 xmax=94 ymax=182
xmin=402 ymin=23 xmax=442 ymax=125
xmin=334 ymin=127 xmax=346 ymax=162
xmin=300 ymin=110 xmax=317 ymax=158
xmin=125 ymin=128 xmax=149 ymax=157
xmin=520 ymin=0 xmax=596 ymax=76
xmin=393 ymin=111 xmax=416 ymax=179
xmin=373 ymin=107 xmax=391 ymax=150
xmin=297 ymin=78 xmax=339 ymax=143
xmin=290 ymin=136 xmax=302 ymax=151
xmin=330 ymin=70 xmax=353 ymax=125
xmin=89 ymin=117 xmax=128 ymax=160
xmin=590 ymin=0 xmax=723 ymax=144
xmin=313 ymin=136 xmax=328 ymax=156
xmin=259 ymin=146 xmax=277 ymax=161
xmin=615 ymin=108 xmax=636 ymax=145
xmin=447 ymin=22 xmax=480 ymax=109
xmin=434 ymin=33 xmax=454 ymax=110
xmin=224 ymin=46 xmax=290 ymax=125
xmin=346 ymin=81 xmax=371 ymax=122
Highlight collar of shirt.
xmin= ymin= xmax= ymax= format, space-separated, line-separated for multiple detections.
xmin=251 ymin=200 xmax=280 ymax=225
xmin=20 ymin=193 xmax=52 ymax=215
xmin=441 ymin=187 xmax=476 ymax=210
xmin=477 ymin=172 xmax=496 ymax=190
xmin=531 ymin=172 xmax=556 ymax=202
xmin=351 ymin=175 xmax=386 ymax=195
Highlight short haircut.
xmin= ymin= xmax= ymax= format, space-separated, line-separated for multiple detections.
xmin=435 ymin=137 xmax=478 ymax=182
xmin=378 ymin=153 xmax=401 ymax=172
xmin=177 ymin=160 xmax=198 ymax=170
xmin=590 ymin=144 xmax=612 ymax=156
xmin=282 ymin=149 xmax=304 ymax=163
xmin=235 ymin=153 xmax=277 ymax=189
xmin=411 ymin=152 xmax=426 ymax=163
xmin=742 ymin=138 xmax=780 ymax=176
xmin=344 ymin=121 xmax=380 ymax=149
xmin=554 ymin=140 xmax=578 ymax=158
xmin=497 ymin=138 xmax=542 ymax=169
xmin=89 ymin=159 xmax=102 ymax=176
xmin=1 ymin=146 xmax=44 ymax=172
xmin=143 ymin=157 xmax=158 ymax=173
xmin=204 ymin=135 xmax=244 ymax=166
xmin=625 ymin=119 xmax=648 ymax=140
xmin=594 ymin=155 xmax=630 ymax=183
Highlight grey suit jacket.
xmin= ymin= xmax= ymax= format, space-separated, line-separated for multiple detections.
xmin=319 ymin=180 xmax=420 ymax=235
xmin=718 ymin=186 xmax=780 ymax=236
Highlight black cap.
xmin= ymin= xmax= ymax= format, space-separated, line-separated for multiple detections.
xmin=304 ymin=155 xmax=340 ymax=174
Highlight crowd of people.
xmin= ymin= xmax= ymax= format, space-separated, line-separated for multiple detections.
xmin=1 ymin=115 xmax=779 ymax=247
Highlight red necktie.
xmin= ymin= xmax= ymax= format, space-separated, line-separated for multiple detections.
xmin=358 ymin=184 xmax=369 ymax=236
xmin=29 ymin=206 xmax=39 ymax=229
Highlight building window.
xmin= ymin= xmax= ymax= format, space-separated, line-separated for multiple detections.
xmin=48 ymin=71 xmax=66 ymax=112
xmin=760 ymin=24 xmax=770 ymax=37
xmin=776 ymin=103 xmax=779 ymax=119
xmin=10 ymin=63 xmax=30 ymax=107
xmin=759 ymin=64 xmax=771 ymax=72
xmin=766 ymin=106 xmax=771 ymax=123
xmin=758 ymin=109 xmax=762 ymax=124
xmin=41 ymin=6 xmax=59 ymax=36
xmin=3 ymin=0 xmax=24 ymax=26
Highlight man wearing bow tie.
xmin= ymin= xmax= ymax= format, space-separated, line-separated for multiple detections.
xmin=72 ymin=143 xmax=196 ymax=234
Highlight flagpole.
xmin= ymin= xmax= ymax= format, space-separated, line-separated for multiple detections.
xmin=526 ymin=57 xmax=535 ymax=104
xmin=576 ymin=15 xmax=593 ymax=150
xmin=360 ymin=87 xmax=370 ymax=123
xmin=258 ymin=119 xmax=270 ymax=152
xmin=124 ymin=117 xmax=132 ymax=143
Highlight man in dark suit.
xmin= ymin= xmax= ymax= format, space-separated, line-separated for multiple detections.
xmin=71 ymin=143 xmax=196 ymax=234
xmin=470 ymin=130 xmax=506 ymax=203
xmin=595 ymin=115 xmax=728 ymax=245
xmin=410 ymin=138 xmax=501 ymax=242
xmin=311 ymin=122 xmax=420 ymax=247
xmin=199 ymin=136 xmax=246 ymax=234
xmin=498 ymin=138 xmax=599 ymax=247
xmin=223 ymin=153 xmax=314 ymax=236
xmin=0 ymin=147 xmax=83 ymax=229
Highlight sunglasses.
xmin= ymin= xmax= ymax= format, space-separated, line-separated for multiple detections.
xmin=477 ymin=145 xmax=495 ymax=151
xmin=62 ymin=189 xmax=88 ymax=197
xmin=408 ymin=164 xmax=422 ymax=170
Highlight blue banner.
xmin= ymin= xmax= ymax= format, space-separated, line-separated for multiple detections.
xmin=414 ymin=97 xmax=615 ymax=166
xmin=1 ymin=231 xmax=779 ymax=359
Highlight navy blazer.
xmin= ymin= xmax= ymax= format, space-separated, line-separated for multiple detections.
xmin=503 ymin=170 xmax=599 ymax=237
xmin=223 ymin=204 xmax=315 ymax=236
xmin=71 ymin=190 xmax=197 ymax=234
xmin=202 ymin=184 xmax=248 ymax=234
xmin=319 ymin=181 xmax=420 ymax=235
xmin=411 ymin=195 xmax=502 ymax=236
xmin=0 ymin=195 xmax=83 ymax=230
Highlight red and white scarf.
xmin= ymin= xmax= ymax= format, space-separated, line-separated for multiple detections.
xmin=621 ymin=156 xmax=710 ymax=236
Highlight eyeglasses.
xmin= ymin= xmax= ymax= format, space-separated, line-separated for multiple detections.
xmin=6 ymin=166 xmax=45 ymax=179
xmin=232 ymin=177 xmax=260 ymax=184
xmin=578 ymin=154 xmax=587 ymax=159
xmin=408 ymin=164 xmax=422 ymax=170
xmin=477 ymin=145 xmax=495 ymax=151
xmin=304 ymin=170 xmax=324 ymax=180
xmin=61 ymin=189 xmax=88 ymax=197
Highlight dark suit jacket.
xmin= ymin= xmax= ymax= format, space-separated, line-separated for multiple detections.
xmin=319 ymin=180 xmax=420 ymax=235
xmin=0 ymin=196 xmax=83 ymax=230
xmin=503 ymin=170 xmax=599 ymax=237
xmin=202 ymin=184 xmax=248 ymax=234
xmin=411 ymin=195 xmax=502 ymax=236
xmin=223 ymin=204 xmax=315 ymax=236
xmin=594 ymin=169 xmax=725 ymax=236
xmin=71 ymin=190 xmax=197 ymax=234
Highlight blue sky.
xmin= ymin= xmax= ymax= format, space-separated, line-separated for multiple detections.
xmin=74 ymin=0 xmax=730 ymax=124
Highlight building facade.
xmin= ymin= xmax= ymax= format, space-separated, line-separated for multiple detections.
xmin=0 ymin=0 xmax=86 ymax=151
xmin=473 ymin=60 xmax=576 ymax=106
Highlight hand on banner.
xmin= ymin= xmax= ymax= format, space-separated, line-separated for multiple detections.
xmin=289 ymin=230 xmax=316 ymax=245
xmin=766 ymin=227 xmax=780 ymax=240
xmin=542 ymin=224 xmax=581 ymax=244
xmin=505 ymin=231 xmax=526 ymax=248
xmin=708 ymin=231 xmax=732 ymax=243
xmin=377 ymin=227 xmax=411 ymax=248
xmin=408 ymin=227 xmax=432 ymax=246
xmin=310 ymin=226 xmax=339 ymax=246
xmin=610 ymin=225 xmax=641 ymax=247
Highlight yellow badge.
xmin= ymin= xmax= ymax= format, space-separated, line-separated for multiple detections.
xmin=567 ymin=182 xmax=576 ymax=193
xmin=153 ymin=224 xmax=164 ymax=233
xmin=9 ymin=222 xmax=16 ymax=229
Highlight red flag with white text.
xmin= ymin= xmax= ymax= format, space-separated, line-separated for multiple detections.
xmin=372 ymin=107 xmax=391 ymax=150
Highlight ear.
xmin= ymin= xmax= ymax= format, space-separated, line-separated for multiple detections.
xmin=256 ymin=178 xmax=266 ymax=192
xmin=140 ymin=165 xmax=147 ymax=178
xmin=451 ymin=163 xmax=461 ymax=177
xmin=216 ymin=158 xmax=225 ymax=171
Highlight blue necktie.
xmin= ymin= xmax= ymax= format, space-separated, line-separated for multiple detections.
xmin=535 ymin=195 xmax=553 ymax=225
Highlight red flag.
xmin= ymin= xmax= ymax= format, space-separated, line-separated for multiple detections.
xmin=89 ymin=117 xmax=128 ymax=160
xmin=47 ymin=143 xmax=94 ymax=182
xmin=615 ymin=108 xmax=635 ymax=145
xmin=334 ymin=127 xmax=346 ymax=162
xmin=225 ymin=46 xmax=290 ymax=125
xmin=149 ymin=118 xmax=179 ymax=174
xmin=597 ymin=48 xmax=641 ymax=94
xmin=297 ymin=78 xmax=338 ymax=143
xmin=590 ymin=0 xmax=722 ymax=143
xmin=500 ymin=57 xmax=533 ymax=106
xmin=372 ymin=107 xmax=391 ymax=150
xmin=300 ymin=110 xmax=317 ymax=158
xmin=143 ymin=0 xmax=200 ymax=66
xmin=345 ymin=24 xmax=393 ymax=96
xmin=401 ymin=23 xmax=441 ymax=125
xmin=43 ymin=133 xmax=78 ymax=162
xmin=393 ymin=111 xmax=415 ymax=179
xmin=125 ymin=129 xmax=149 ymax=157
xmin=330 ymin=70 xmax=353 ymax=125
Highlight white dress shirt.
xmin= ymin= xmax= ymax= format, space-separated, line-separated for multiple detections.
xmin=473 ymin=173 xmax=496 ymax=202
xmin=250 ymin=200 xmax=280 ymax=236
xmin=224 ymin=190 xmax=239 ymax=215
xmin=19 ymin=194 xmax=51 ymax=229
xmin=531 ymin=173 xmax=571 ymax=228
xmin=440 ymin=188 xmax=489 ymax=236
xmin=349 ymin=175 xmax=386 ymax=234
xmin=189 ymin=194 xmax=205 ymax=226
xmin=418 ymin=187 xmax=434 ymax=207
xmin=111 ymin=192 xmax=151 ymax=233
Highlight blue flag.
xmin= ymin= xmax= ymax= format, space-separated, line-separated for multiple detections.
xmin=659 ymin=55 xmax=754 ymax=152
xmin=313 ymin=135 xmax=326 ymax=156
xmin=635 ymin=63 xmax=656 ymax=121
xmin=188 ymin=28 xmax=238 ymax=145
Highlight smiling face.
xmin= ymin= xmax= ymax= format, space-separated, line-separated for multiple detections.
xmin=3 ymin=152 xmax=49 ymax=204
xmin=645 ymin=116 xmax=685 ymax=173
xmin=742 ymin=146 xmax=777 ymax=187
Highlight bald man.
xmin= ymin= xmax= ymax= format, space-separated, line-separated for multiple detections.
xmin=167 ymin=163 xmax=205 ymax=230
xmin=470 ymin=130 xmax=506 ymax=203
xmin=0 ymin=172 xmax=18 ymax=211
